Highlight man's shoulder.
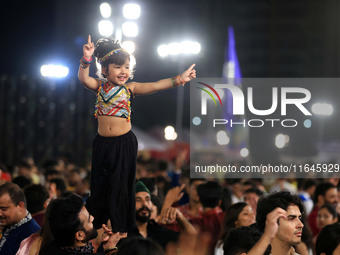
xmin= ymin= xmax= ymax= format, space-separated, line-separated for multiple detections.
xmin=0 ymin=219 xmax=41 ymax=255
xmin=7 ymin=218 xmax=40 ymax=238
xmin=26 ymin=218 xmax=41 ymax=230
xmin=15 ymin=218 xmax=41 ymax=236
xmin=41 ymin=241 xmax=99 ymax=255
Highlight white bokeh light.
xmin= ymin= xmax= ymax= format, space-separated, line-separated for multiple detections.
xmin=311 ymin=103 xmax=334 ymax=116
xmin=164 ymin=126 xmax=177 ymax=140
xmin=240 ymin=148 xmax=249 ymax=158
xmin=275 ymin=133 xmax=289 ymax=149
xmin=216 ymin=130 xmax=230 ymax=145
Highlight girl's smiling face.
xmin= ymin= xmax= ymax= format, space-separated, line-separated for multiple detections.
xmin=104 ymin=58 xmax=130 ymax=86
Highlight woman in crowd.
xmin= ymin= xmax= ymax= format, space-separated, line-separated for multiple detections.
xmin=317 ymin=204 xmax=338 ymax=230
xmin=215 ymin=202 xmax=255 ymax=255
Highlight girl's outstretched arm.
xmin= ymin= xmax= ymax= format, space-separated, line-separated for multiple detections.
xmin=129 ymin=64 xmax=196 ymax=95
xmin=78 ymin=35 xmax=100 ymax=91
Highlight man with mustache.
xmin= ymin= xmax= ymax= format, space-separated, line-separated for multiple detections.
xmin=255 ymin=191 xmax=304 ymax=255
xmin=40 ymin=194 xmax=125 ymax=255
xmin=0 ymin=182 xmax=41 ymax=255
xmin=128 ymin=181 xmax=196 ymax=249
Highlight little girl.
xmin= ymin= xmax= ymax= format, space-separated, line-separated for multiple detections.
xmin=78 ymin=35 xmax=196 ymax=233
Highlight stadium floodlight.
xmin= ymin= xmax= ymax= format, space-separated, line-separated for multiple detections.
xmin=40 ymin=65 xmax=69 ymax=78
xmin=98 ymin=20 xmax=114 ymax=37
xmin=191 ymin=41 xmax=201 ymax=54
xmin=100 ymin=3 xmax=111 ymax=18
xmin=180 ymin=41 xmax=201 ymax=54
xmin=123 ymin=3 xmax=141 ymax=19
xmin=157 ymin=44 xmax=168 ymax=58
xmin=122 ymin=41 xmax=136 ymax=54
xmin=168 ymin=42 xmax=181 ymax=55
xmin=122 ymin=22 xmax=138 ymax=37
xmin=158 ymin=41 xmax=201 ymax=57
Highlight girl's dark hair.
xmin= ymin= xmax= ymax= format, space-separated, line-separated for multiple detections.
xmin=220 ymin=202 xmax=248 ymax=241
xmin=94 ymin=38 xmax=130 ymax=67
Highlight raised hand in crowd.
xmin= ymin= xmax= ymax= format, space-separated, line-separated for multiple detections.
xmin=162 ymin=184 xmax=186 ymax=209
xmin=160 ymin=207 xmax=197 ymax=236
xmin=101 ymin=224 xmax=127 ymax=252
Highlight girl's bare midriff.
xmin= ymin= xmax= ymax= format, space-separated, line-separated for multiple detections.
xmin=97 ymin=115 xmax=131 ymax=137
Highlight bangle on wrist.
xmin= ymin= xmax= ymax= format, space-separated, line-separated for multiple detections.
xmin=80 ymin=56 xmax=92 ymax=69
xmin=83 ymin=56 xmax=92 ymax=62
xmin=171 ymin=75 xmax=185 ymax=87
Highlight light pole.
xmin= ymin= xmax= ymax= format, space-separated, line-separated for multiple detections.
xmin=98 ymin=2 xmax=141 ymax=53
xmin=157 ymin=41 xmax=201 ymax=140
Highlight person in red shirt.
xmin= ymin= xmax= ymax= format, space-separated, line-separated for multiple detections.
xmin=192 ymin=181 xmax=224 ymax=255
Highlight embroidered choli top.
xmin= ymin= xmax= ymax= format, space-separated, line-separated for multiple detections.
xmin=95 ymin=81 xmax=132 ymax=121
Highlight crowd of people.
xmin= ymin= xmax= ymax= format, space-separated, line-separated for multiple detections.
xmin=0 ymin=156 xmax=339 ymax=255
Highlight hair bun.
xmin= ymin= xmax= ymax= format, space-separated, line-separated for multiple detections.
xmin=94 ymin=37 xmax=121 ymax=59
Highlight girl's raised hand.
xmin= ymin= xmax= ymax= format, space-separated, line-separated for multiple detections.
xmin=83 ymin=35 xmax=94 ymax=59
xmin=181 ymin=64 xmax=196 ymax=83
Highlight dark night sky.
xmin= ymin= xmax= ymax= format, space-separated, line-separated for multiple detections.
xmin=2 ymin=0 xmax=340 ymax=164
xmin=3 ymin=0 xmax=340 ymax=78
